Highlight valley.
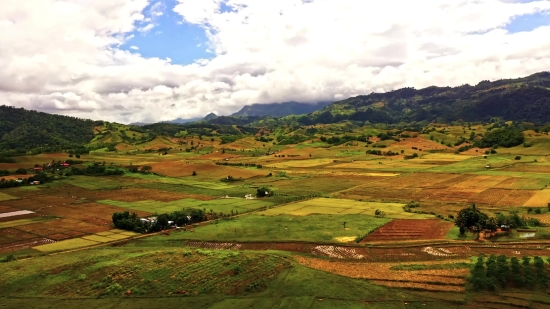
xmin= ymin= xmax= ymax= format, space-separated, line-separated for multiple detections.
xmin=2 ymin=116 xmax=550 ymax=308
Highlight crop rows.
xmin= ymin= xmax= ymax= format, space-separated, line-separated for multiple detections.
xmin=295 ymin=256 xmax=467 ymax=292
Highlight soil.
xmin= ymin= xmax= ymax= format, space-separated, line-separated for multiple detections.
xmin=363 ymin=219 xmax=454 ymax=242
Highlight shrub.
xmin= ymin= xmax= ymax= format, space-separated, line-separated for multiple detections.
xmin=515 ymin=156 xmax=521 ymax=160
xmin=1 ymin=254 xmax=16 ymax=263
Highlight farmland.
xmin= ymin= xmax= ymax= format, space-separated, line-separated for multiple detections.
xmin=3 ymin=121 xmax=550 ymax=307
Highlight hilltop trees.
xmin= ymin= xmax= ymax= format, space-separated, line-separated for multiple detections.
xmin=476 ymin=126 xmax=525 ymax=148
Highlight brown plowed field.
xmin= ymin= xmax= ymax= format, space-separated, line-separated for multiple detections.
xmin=295 ymin=256 xmax=467 ymax=292
xmin=363 ymin=219 xmax=453 ymax=242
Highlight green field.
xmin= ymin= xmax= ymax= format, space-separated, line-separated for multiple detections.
xmin=65 ymin=176 xmax=128 ymax=190
xmin=142 ymin=213 xmax=390 ymax=243
xmin=125 ymin=173 xmax=234 ymax=189
xmin=97 ymin=198 xmax=275 ymax=214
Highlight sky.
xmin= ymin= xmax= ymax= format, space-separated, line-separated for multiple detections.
xmin=1 ymin=0 xmax=550 ymax=124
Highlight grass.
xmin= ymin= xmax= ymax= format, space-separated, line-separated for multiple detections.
xmin=260 ymin=198 xmax=433 ymax=219
xmin=0 ymin=245 xmax=466 ymax=308
xmin=124 ymin=173 xmax=234 ymax=189
xmin=0 ymin=192 xmax=18 ymax=201
xmin=445 ymin=226 xmax=478 ymax=240
xmin=97 ymin=198 xmax=275 ymax=214
xmin=64 ymin=176 xmax=127 ymax=190
xmin=142 ymin=213 xmax=391 ymax=243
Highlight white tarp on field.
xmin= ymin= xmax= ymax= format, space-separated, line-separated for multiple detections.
xmin=0 ymin=210 xmax=35 ymax=218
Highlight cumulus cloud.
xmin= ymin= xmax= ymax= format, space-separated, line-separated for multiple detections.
xmin=1 ymin=0 xmax=550 ymax=123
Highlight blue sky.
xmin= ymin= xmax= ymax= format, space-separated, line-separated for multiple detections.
xmin=506 ymin=11 xmax=550 ymax=33
xmin=120 ymin=0 xmax=223 ymax=65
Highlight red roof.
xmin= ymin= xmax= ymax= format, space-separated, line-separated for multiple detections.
xmin=33 ymin=167 xmax=43 ymax=170
xmin=61 ymin=163 xmax=70 ymax=166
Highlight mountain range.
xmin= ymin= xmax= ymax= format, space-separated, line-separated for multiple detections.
xmin=2 ymin=71 xmax=550 ymax=152
xmin=230 ymin=101 xmax=332 ymax=117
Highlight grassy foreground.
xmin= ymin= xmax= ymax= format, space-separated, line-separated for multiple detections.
xmin=0 ymin=246 xmax=462 ymax=309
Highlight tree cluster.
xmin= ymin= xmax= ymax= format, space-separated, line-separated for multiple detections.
xmin=112 ymin=209 xmax=207 ymax=233
xmin=455 ymin=205 xmax=540 ymax=235
xmin=469 ymin=254 xmax=549 ymax=291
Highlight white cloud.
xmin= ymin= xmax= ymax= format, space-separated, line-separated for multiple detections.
xmin=130 ymin=45 xmax=139 ymax=50
xmin=1 ymin=0 xmax=550 ymax=123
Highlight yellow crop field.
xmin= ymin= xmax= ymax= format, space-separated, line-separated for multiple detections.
xmin=34 ymin=238 xmax=99 ymax=252
xmin=261 ymin=198 xmax=433 ymax=219
xmin=81 ymin=235 xmax=115 ymax=243
xmin=523 ymin=189 xmax=550 ymax=207
xmin=269 ymin=158 xmax=334 ymax=168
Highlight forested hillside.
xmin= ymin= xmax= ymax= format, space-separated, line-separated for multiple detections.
xmin=296 ymin=72 xmax=550 ymax=125
xmin=231 ymin=101 xmax=331 ymax=117
xmin=0 ymin=106 xmax=97 ymax=153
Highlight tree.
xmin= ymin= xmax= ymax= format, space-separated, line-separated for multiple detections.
xmin=374 ymin=209 xmax=386 ymax=218
xmin=14 ymin=168 xmax=27 ymax=174
xmin=534 ymin=256 xmax=549 ymax=288
xmin=469 ymin=254 xmax=487 ymax=290
xmin=522 ymin=256 xmax=535 ymax=288
xmin=256 ymin=187 xmax=272 ymax=197
xmin=496 ymin=255 xmax=510 ymax=288
xmin=192 ymin=171 xmax=197 ymax=176
xmin=455 ymin=204 xmax=488 ymax=234
xmin=485 ymin=217 xmax=498 ymax=231
xmin=511 ymin=257 xmax=524 ymax=288
xmin=485 ymin=254 xmax=498 ymax=290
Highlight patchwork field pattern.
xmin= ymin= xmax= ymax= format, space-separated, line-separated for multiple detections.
xmin=338 ymin=172 xmax=542 ymax=207
xmin=97 ymin=198 xmax=274 ymax=214
xmin=33 ymin=229 xmax=139 ymax=252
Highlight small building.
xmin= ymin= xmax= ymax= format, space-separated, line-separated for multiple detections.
xmin=61 ymin=163 xmax=70 ymax=167
xmin=33 ymin=167 xmax=43 ymax=171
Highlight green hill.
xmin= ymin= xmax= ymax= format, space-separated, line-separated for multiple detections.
xmin=231 ymin=101 xmax=331 ymax=117
xmin=298 ymin=71 xmax=550 ymax=125
xmin=0 ymin=106 xmax=98 ymax=152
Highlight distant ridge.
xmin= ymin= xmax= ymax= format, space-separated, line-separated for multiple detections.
xmin=231 ymin=101 xmax=332 ymax=117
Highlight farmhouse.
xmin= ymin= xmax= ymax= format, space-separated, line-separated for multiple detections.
xmin=33 ymin=166 xmax=43 ymax=171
